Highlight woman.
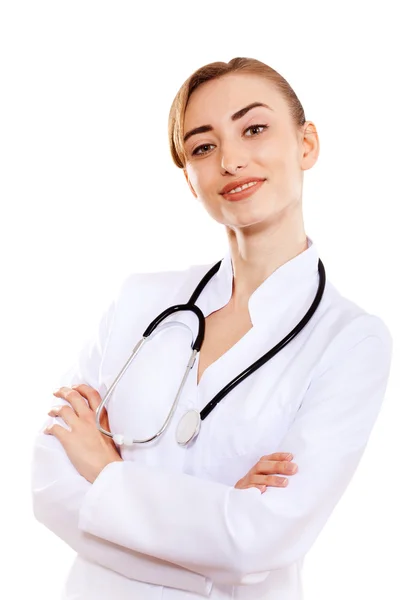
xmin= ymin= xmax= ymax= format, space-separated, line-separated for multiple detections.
xmin=31 ymin=57 xmax=392 ymax=599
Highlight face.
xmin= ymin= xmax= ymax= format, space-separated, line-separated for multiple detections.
xmin=182 ymin=73 xmax=319 ymax=231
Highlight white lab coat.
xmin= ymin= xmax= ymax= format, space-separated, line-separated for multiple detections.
xmin=31 ymin=238 xmax=392 ymax=599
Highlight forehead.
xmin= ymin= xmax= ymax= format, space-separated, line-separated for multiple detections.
xmin=183 ymin=73 xmax=285 ymax=129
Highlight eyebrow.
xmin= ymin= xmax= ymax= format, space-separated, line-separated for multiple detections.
xmin=183 ymin=102 xmax=274 ymax=144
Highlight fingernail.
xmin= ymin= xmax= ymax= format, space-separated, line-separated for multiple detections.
xmin=282 ymin=478 xmax=288 ymax=485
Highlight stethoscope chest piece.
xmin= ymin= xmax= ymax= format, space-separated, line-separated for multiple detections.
xmin=176 ymin=409 xmax=201 ymax=446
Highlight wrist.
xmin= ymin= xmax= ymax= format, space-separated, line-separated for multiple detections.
xmin=90 ymin=457 xmax=123 ymax=484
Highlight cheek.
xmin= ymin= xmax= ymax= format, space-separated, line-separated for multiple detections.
xmin=261 ymin=144 xmax=299 ymax=187
xmin=189 ymin=164 xmax=218 ymax=200
xmin=255 ymin=139 xmax=283 ymax=171
xmin=188 ymin=161 xmax=212 ymax=197
xmin=258 ymin=130 xmax=296 ymax=167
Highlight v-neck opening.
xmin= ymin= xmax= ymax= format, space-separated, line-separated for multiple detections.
xmin=195 ymin=323 xmax=255 ymax=389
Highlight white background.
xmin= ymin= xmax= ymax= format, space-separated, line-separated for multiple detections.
xmin=1 ymin=1 xmax=404 ymax=598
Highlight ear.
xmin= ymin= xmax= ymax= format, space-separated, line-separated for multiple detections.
xmin=300 ymin=121 xmax=320 ymax=171
xmin=183 ymin=169 xmax=198 ymax=199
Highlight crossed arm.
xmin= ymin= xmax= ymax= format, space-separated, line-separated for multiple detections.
xmin=31 ymin=305 xmax=392 ymax=592
xmin=32 ymin=379 xmax=295 ymax=595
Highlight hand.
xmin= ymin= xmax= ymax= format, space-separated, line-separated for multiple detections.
xmin=234 ymin=452 xmax=298 ymax=494
xmin=44 ymin=384 xmax=123 ymax=484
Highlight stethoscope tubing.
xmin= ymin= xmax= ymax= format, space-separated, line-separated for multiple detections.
xmin=96 ymin=331 xmax=198 ymax=444
xmin=200 ymin=259 xmax=325 ymax=419
xmin=96 ymin=257 xmax=325 ymax=445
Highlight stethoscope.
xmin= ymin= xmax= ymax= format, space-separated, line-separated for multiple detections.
xmin=96 ymin=257 xmax=326 ymax=447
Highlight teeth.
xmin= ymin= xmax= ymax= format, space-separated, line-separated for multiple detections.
xmin=228 ymin=181 xmax=259 ymax=194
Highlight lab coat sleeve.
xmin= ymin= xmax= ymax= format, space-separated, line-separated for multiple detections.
xmin=30 ymin=275 xmax=213 ymax=597
xmin=77 ymin=314 xmax=393 ymax=586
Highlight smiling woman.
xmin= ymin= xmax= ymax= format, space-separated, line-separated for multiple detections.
xmin=168 ymin=58 xmax=319 ymax=250
xmin=31 ymin=56 xmax=392 ymax=600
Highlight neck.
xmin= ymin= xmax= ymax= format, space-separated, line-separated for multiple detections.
xmin=225 ymin=213 xmax=307 ymax=311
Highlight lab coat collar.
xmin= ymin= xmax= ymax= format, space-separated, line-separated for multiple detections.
xmin=198 ymin=236 xmax=320 ymax=327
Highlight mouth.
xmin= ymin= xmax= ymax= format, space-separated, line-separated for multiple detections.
xmin=220 ymin=177 xmax=266 ymax=195
xmin=220 ymin=178 xmax=266 ymax=201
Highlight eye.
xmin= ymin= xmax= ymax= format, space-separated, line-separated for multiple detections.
xmin=192 ymin=143 xmax=215 ymax=156
xmin=244 ymin=124 xmax=269 ymax=137
xmin=192 ymin=124 xmax=269 ymax=156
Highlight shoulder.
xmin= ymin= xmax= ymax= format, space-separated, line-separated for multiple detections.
xmin=113 ymin=260 xmax=216 ymax=314
xmin=118 ymin=261 xmax=215 ymax=296
xmin=101 ymin=261 xmax=217 ymax=356
xmin=315 ymin=279 xmax=392 ymax=374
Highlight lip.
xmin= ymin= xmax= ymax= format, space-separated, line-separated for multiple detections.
xmin=220 ymin=177 xmax=266 ymax=196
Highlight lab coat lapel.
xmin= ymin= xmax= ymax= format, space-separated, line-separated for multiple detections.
xmin=190 ymin=239 xmax=321 ymax=411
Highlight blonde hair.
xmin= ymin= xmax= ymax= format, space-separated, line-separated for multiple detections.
xmin=168 ymin=56 xmax=306 ymax=169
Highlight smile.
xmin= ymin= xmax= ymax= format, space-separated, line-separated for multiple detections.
xmin=227 ymin=181 xmax=260 ymax=194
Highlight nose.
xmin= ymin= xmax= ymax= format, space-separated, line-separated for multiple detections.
xmin=221 ymin=162 xmax=244 ymax=175
xmin=220 ymin=141 xmax=248 ymax=175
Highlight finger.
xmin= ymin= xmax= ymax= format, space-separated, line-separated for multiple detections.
xmin=263 ymin=474 xmax=289 ymax=487
xmin=71 ymin=384 xmax=103 ymax=413
xmin=260 ymin=452 xmax=293 ymax=462
xmin=255 ymin=459 xmax=298 ymax=476
xmin=47 ymin=405 xmax=79 ymax=427
xmin=72 ymin=384 xmax=110 ymax=432
xmin=44 ymin=423 xmax=70 ymax=445
xmin=53 ymin=387 xmax=91 ymax=417
xmin=252 ymin=473 xmax=289 ymax=487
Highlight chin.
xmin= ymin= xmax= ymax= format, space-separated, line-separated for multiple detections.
xmin=223 ymin=214 xmax=271 ymax=230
